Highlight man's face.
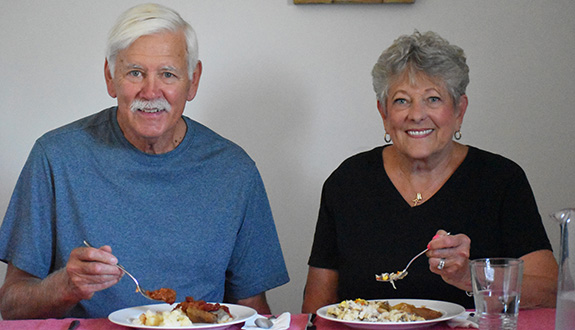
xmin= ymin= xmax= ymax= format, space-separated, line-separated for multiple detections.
xmin=105 ymin=30 xmax=201 ymax=149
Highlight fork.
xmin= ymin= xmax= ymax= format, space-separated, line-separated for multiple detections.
xmin=83 ymin=240 xmax=156 ymax=301
xmin=375 ymin=247 xmax=428 ymax=286
xmin=375 ymin=232 xmax=450 ymax=287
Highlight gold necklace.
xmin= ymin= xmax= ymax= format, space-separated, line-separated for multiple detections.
xmin=412 ymin=192 xmax=423 ymax=206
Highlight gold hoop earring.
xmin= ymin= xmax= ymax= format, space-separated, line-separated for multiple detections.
xmin=384 ymin=133 xmax=392 ymax=143
xmin=454 ymin=130 xmax=462 ymax=140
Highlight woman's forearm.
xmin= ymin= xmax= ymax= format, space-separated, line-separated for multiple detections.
xmin=519 ymin=274 xmax=557 ymax=309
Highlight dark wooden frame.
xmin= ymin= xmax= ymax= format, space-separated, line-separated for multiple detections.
xmin=294 ymin=0 xmax=414 ymax=4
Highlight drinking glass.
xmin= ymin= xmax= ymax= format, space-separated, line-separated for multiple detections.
xmin=470 ymin=258 xmax=524 ymax=330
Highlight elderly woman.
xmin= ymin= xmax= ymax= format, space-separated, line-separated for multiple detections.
xmin=302 ymin=31 xmax=557 ymax=313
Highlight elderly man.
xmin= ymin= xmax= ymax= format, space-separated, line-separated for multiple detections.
xmin=0 ymin=3 xmax=289 ymax=319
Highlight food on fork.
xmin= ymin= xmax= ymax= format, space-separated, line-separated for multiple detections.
xmin=326 ymin=299 xmax=442 ymax=322
xmin=375 ymin=271 xmax=406 ymax=282
xmin=146 ymin=288 xmax=177 ymax=304
xmin=375 ymin=271 xmax=407 ymax=289
xmin=375 ymin=236 xmax=449 ymax=289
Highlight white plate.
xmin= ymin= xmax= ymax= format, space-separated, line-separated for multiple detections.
xmin=108 ymin=303 xmax=257 ymax=330
xmin=317 ymin=299 xmax=465 ymax=329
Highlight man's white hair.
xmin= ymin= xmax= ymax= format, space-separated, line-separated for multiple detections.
xmin=106 ymin=3 xmax=199 ymax=79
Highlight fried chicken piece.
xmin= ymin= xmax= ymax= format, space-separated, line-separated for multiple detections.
xmin=146 ymin=288 xmax=177 ymax=304
xmin=174 ymin=297 xmax=232 ymax=324
xmin=392 ymin=302 xmax=443 ymax=320
xmin=412 ymin=306 xmax=443 ymax=320
xmin=184 ymin=306 xmax=218 ymax=323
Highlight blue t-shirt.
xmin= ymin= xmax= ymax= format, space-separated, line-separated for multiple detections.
xmin=0 ymin=107 xmax=289 ymax=318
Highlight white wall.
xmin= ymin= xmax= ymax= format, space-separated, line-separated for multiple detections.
xmin=1 ymin=0 xmax=574 ymax=315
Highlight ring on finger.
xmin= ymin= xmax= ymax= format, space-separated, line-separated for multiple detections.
xmin=437 ymin=258 xmax=446 ymax=270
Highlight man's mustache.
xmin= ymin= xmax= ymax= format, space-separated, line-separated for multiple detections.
xmin=130 ymin=98 xmax=171 ymax=113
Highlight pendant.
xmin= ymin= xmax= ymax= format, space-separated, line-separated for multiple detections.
xmin=413 ymin=192 xmax=423 ymax=206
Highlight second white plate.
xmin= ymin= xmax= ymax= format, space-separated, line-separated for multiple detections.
xmin=316 ymin=298 xmax=465 ymax=329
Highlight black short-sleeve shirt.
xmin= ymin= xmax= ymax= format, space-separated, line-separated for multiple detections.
xmin=308 ymin=145 xmax=552 ymax=308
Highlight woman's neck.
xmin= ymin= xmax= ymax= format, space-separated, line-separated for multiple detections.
xmin=383 ymin=142 xmax=468 ymax=206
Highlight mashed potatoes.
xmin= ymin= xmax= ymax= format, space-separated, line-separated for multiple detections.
xmin=133 ymin=308 xmax=193 ymax=326
xmin=327 ymin=299 xmax=427 ymax=322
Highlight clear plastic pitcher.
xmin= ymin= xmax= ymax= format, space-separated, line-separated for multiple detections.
xmin=552 ymin=208 xmax=575 ymax=330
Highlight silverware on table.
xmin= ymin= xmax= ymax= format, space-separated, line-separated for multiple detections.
xmin=254 ymin=315 xmax=276 ymax=329
xmin=67 ymin=319 xmax=80 ymax=330
xmin=306 ymin=313 xmax=316 ymax=330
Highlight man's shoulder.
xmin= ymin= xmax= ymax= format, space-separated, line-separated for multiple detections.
xmin=184 ymin=117 xmax=255 ymax=165
xmin=38 ymin=107 xmax=114 ymax=144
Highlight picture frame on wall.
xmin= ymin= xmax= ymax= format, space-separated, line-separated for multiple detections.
xmin=294 ymin=0 xmax=414 ymax=4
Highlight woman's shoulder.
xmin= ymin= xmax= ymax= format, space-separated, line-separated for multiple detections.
xmin=324 ymin=146 xmax=385 ymax=185
xmin=464 ymin=145 xmax=525 ymax=176
xmin=336 ymin=146 xmax=384 ymax=171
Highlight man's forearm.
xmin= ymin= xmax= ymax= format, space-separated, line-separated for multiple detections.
xmin=0 ymin=268 xmax=80 ymax=319
xmin=234 ymin=292 xmax=271 ymax=315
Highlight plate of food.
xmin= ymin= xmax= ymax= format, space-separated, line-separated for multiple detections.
xmin=108 ymin=297 xmax=256 ymax=330
xmin=316 ymin=298 xmax=465 ymax=329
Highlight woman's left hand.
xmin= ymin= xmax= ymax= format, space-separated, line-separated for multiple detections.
xmin=426 ymin=230 xmax=472 ymax=291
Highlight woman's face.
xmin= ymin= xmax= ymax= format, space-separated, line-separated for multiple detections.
xmin=379 ymin=71 xmax=467 ymax=161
